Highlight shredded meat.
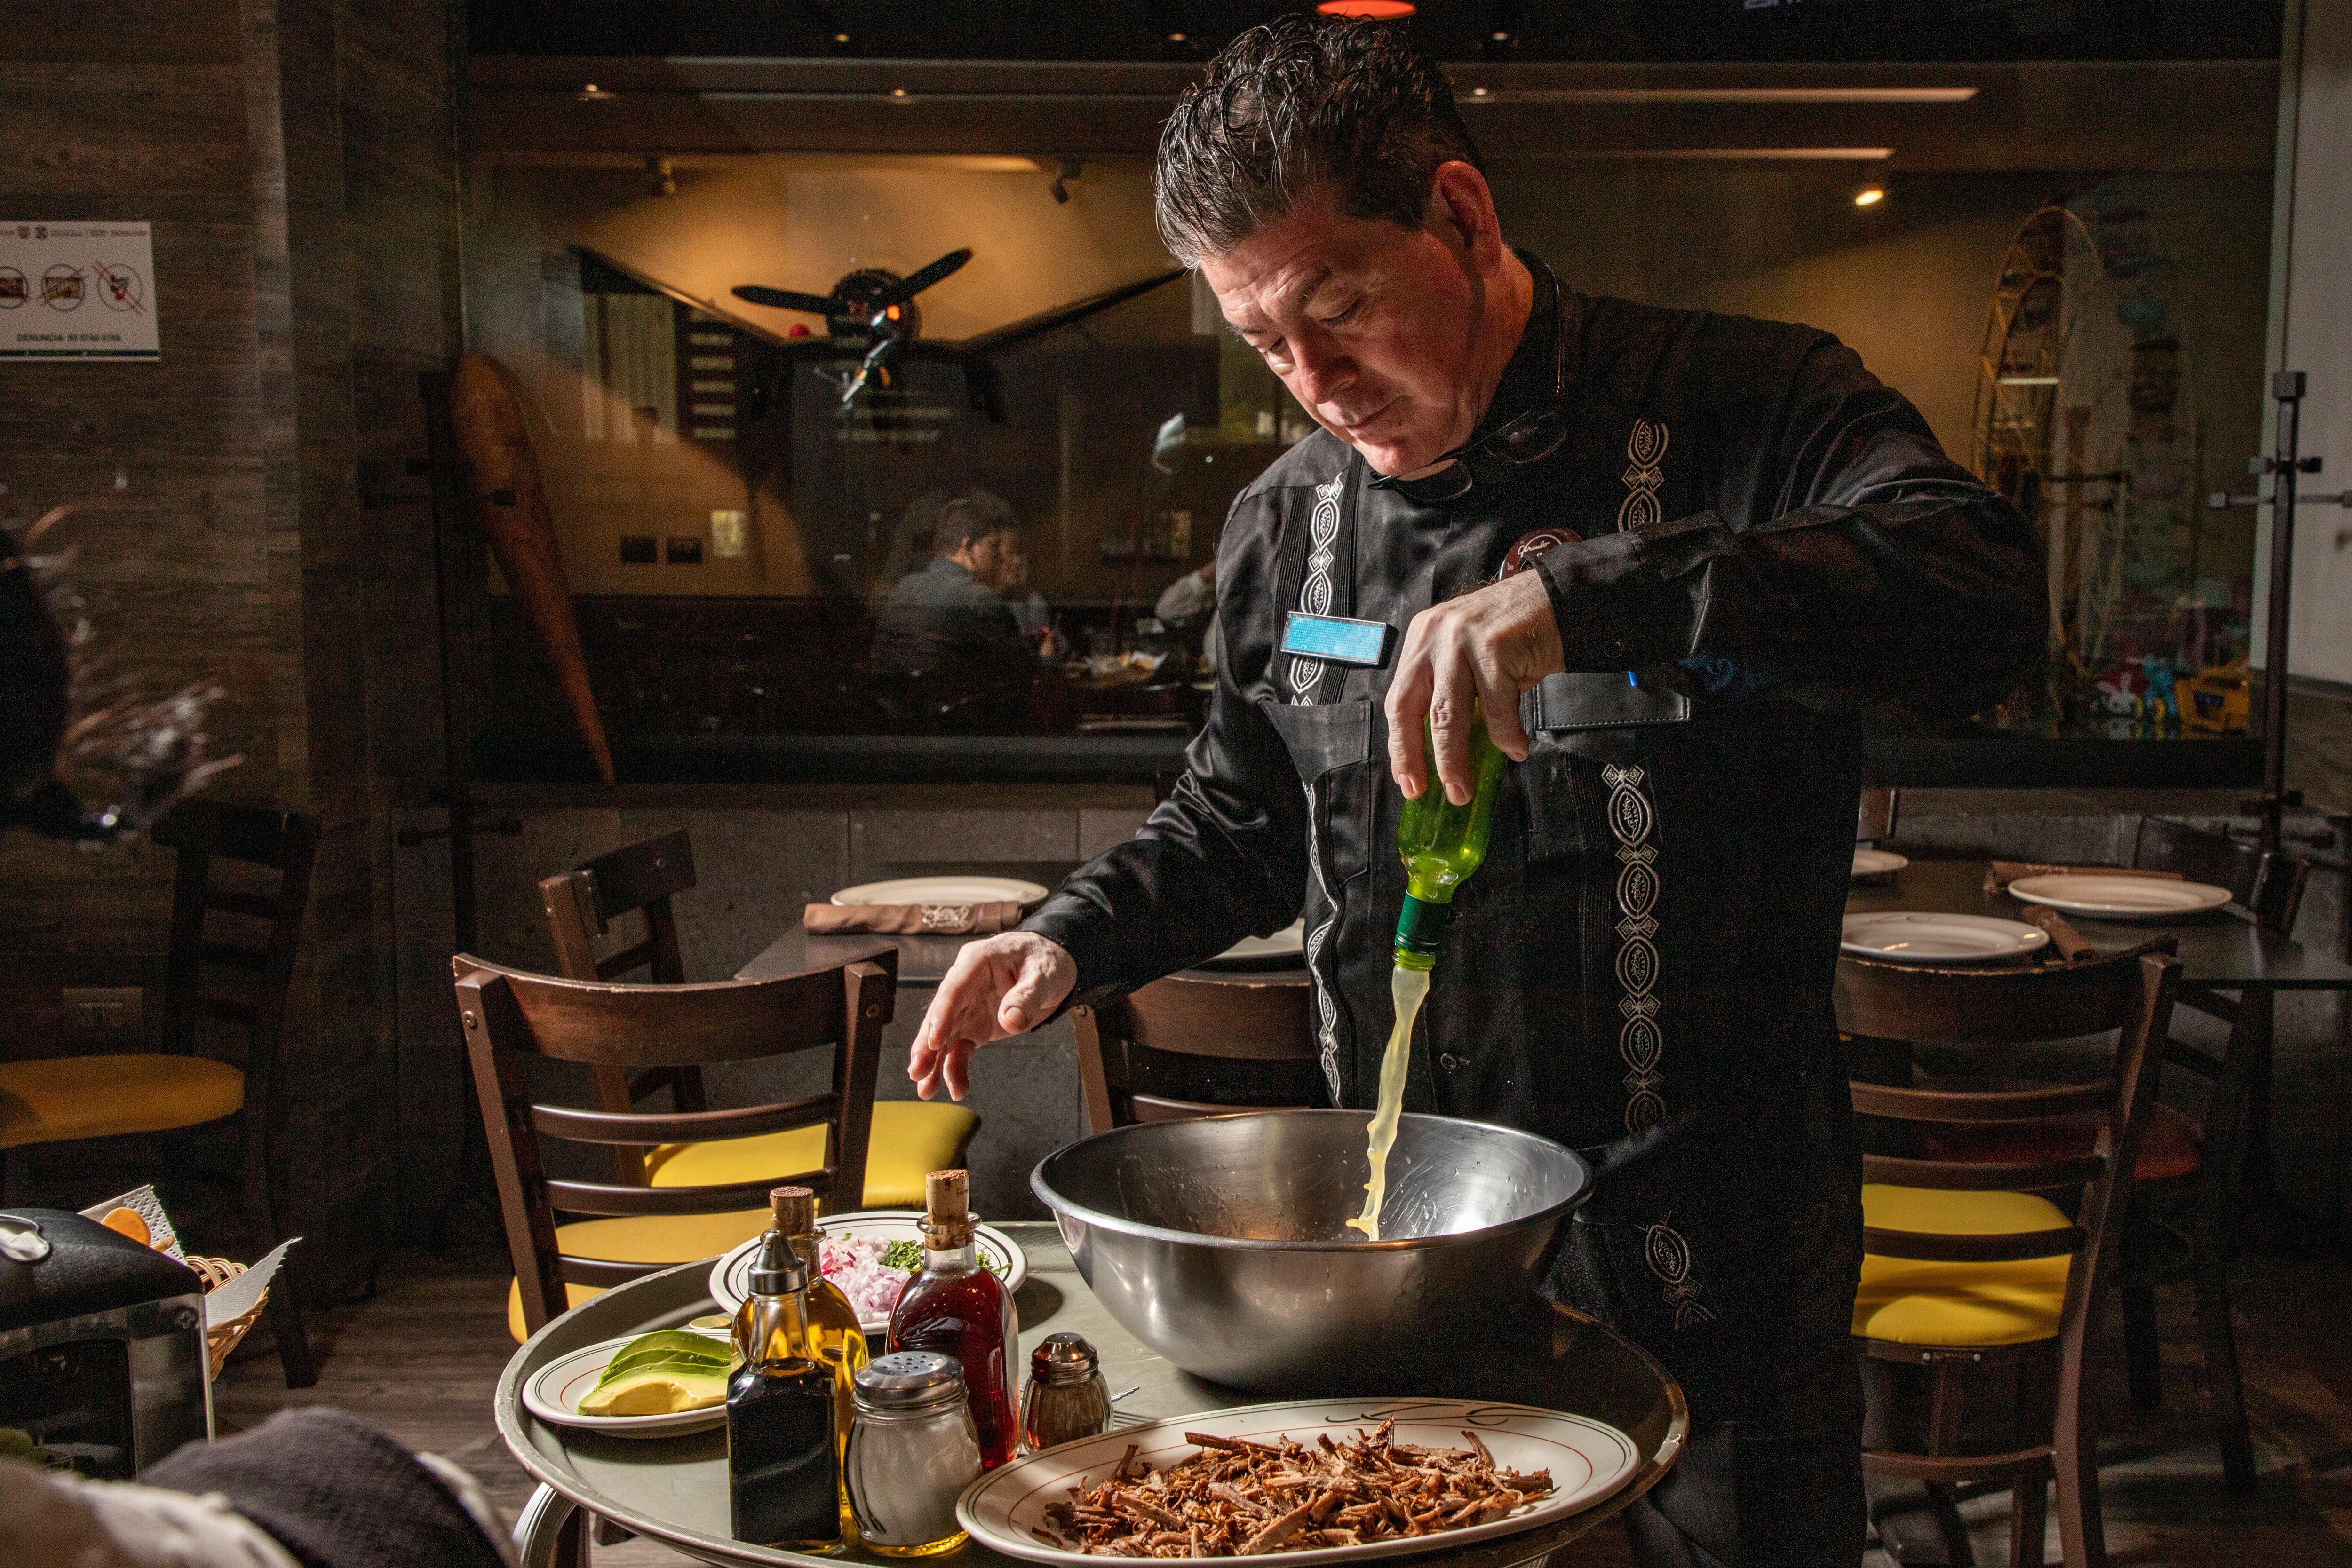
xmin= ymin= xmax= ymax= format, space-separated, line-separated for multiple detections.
xmin=1037 ymin=1422 xmax=1554 ymax=1557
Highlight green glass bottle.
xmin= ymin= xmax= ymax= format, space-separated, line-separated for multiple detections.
xmin=1392 ymin=714 xmax=1508 ymax=971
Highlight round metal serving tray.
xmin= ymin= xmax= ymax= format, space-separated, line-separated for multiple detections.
xmin=495 ymin=1222 xmax=1686 ymax=1568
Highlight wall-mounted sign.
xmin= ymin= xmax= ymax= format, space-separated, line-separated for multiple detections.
xmin=0 ymin=221 xmax=158 ymax=360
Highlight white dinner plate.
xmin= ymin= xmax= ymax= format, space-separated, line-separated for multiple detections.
xmin=1851 ymin=848 xmax=1909 ymax=880
xmin=1841 ymin=911 xmax=2050 ymax=964
xmin=2005 ymin=874 xmax=2233 ymax=920
xmin=1196 ymin=919 xmax=1307 ymax=970
xmin=832 ymin=875 xmax=1049 ymax=907
xmin=521 ymin=1331 xmax=733 ymax=1439
xmin=959 ymin=1397 xmax=1641 ymax=1566
xmin=707 ymin=1211 xmax=1029 ymax=1333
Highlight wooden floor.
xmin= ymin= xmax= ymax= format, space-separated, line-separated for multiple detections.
xmin=213 ymin=1202 xmax=2352 ymax=1568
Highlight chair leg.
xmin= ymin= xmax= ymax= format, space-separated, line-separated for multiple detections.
xmin=2119 ymin=1283 xmax=2161 ymax=1411
xmin=2194 ymin=1241 xmax=2256 ymax=1494
xmin=240 ymin=1106 xmax=316 ymax=1389
xmin=2052 ymin=1379 xmax=2105 ymax=1568
xmin=2008 ymin=1473 xmax=2047 ymax=1568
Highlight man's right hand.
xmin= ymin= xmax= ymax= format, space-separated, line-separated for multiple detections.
xmin=908 ymin=932 xmax=1077 ymax=1101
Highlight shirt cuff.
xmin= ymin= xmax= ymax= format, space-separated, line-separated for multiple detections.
xmin=1533 ymin=515 xmax=1720 ymax=673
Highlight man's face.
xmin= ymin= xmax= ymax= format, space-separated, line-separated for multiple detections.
xmin=1199 ymin=180 xmax=1494 ymax=478
xmin=959 ymin=529 xmax=1021 ymax=595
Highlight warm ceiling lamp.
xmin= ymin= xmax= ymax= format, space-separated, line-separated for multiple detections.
xmin=1853 ymin=185 xmax=1886 ymax=207
xmin=1318 ymin=1 xmax=1417 ymax=17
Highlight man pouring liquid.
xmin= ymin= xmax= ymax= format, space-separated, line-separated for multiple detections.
xmin=907 ymin=18 xmax=2042 ymax=1567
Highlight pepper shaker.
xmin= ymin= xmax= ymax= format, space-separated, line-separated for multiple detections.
xmin=1021 ymin=1332 xmax=1112 ymax=1452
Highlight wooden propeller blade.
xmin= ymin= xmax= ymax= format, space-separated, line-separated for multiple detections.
xmin=448 ymin=354 xmax=615 ymax=785
xmin=732 ymin=284 xmax=839 ymax=314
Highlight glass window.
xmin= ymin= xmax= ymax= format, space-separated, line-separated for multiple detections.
xmin=457 ymin=49 xmax=2277 ymax=782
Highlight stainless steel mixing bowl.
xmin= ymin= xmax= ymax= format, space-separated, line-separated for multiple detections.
xmin=1031 ymin=1109 xmax=1591 ymax=1390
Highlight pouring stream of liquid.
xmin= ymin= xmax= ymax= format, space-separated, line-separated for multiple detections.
xmin=1344 ymin=961 xmax=1432 ymax=1242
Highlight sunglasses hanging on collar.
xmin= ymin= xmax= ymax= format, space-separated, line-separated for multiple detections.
xmin=1369 ymin=261 xmax=1571 ymax=505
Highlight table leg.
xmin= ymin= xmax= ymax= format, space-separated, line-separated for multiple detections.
xmin=514 ymin=1483 xmax=585 ymax=1568
xmin=2237 ymin=989 xmax=2279 ymax=1202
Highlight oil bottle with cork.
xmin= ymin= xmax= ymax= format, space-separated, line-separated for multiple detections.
xmin=885 ymin=1169 xmax=1020 ymax=1468
xmin=728 ymin=1227 xmax=842 ymax=1552
xmin=770 ymin=1185 xmax=869 ymax=1535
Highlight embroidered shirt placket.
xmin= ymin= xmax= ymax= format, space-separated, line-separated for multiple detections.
xmin=1292 ymin=475 xmax=1348 ymax=1100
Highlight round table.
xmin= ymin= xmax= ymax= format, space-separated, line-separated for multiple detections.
xmin=497 ymin=1222 xmax=1686 ymax=1567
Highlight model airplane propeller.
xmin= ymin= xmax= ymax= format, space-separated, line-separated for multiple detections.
xmin=576 ymin=244 xmax=1184 ymax=421
xmin=735 ymin=247 xmax=974 ymax=404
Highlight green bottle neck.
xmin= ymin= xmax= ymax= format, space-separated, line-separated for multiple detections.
xmin=1391 ymin=892 xmax=1448 ymax=967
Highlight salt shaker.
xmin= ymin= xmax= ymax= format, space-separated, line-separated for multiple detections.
xmin=845 ymin=1352 xmax=982 ymax=1557
xmin=1021 ymin=1332 xmax=1112 ymax=1452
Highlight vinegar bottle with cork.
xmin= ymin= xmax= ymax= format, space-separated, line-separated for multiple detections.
xmin=885 ymin=1169 xmax=1020 ymax=1468
xmin=770 ymin=1185 xmax=869 ymax=1536
xmin=728 ymin=1229 xmax=842 ymax=1552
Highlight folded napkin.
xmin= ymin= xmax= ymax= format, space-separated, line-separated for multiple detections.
xmin=2021 ymin=906 xmax=2096 ymax=962
xmin=804 ymin=902 xmax=1024 ymax=935
xmin=1984 ymin=861 xmax=2183 ymax=894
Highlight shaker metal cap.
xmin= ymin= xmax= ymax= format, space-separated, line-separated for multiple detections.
xmin=1030 ymin=1331 xmax=1100 ymax=1384
xmin=856 ymin=1350 xmax=967 ymax=1410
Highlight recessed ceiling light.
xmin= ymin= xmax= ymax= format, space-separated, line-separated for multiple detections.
xmin=1853 ymin=186 xmax=1886 ymax=207
xmin=1168 ymin=32 xmax=1187 ymax=42
xmin=834 ymin=32 xmax=849 ymax=43
xmin=890 ymin=88 xmax=908 ymax=98
xmin=1318 ymin=0 xmax=1416 ymax=16
xmin=1492 ymin=31 xmax=1510 ymax=40
xmin=1470 ymin=87 xmax=1489 ymax=97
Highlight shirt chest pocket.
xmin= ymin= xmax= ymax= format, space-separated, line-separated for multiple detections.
xmin=1259 ymin=697 xmax=1380 ymax=887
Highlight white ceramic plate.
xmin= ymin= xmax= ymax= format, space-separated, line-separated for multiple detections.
xmin=1851 ymin=848 xmax=1909 ymax=880
xmin=960 ymin=1397 xmax=1641 ymax=1566
xmin=1841 ymin=911 xmax=2051 ymax=964
xmin=521 ymin=1330 xmax=732 ymax=1439
xmin=2006 ymin=874 xmax=2233 ymax=920
xmin=832 ymin=875 xmax=1050 ymax=908
xmin=707 ymin=1211 xmax=1029 ymax=1333
xmin=1196 ymin=919 xmax=1307 ymax=970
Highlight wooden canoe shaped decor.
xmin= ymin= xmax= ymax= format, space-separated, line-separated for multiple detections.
xmin=449 ymin=353 xmax=616 ymax=785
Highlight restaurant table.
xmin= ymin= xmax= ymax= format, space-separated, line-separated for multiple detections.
xmin=737 ymin=861 xmax=1309 ymax=989
xmin=1845 ymin=856 xmax=2352 ymax=1193
xmin=496 ymin=1223 xmax=1686 ymax=1568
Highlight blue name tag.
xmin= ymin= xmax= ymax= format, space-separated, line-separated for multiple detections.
xmin=1281 ymin=612 xmax=1396 ymax=668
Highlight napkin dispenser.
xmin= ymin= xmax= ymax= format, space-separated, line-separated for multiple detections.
xmin=0 ymin=1208 xmax=211 ymax=1476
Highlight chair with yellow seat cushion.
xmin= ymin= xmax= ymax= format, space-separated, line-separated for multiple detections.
xmin=455 ymin=949 xmax=897 ymax=1344
xmin=0 ymin=800 xmax=321 ymax=1390
xmin=644 ymin=1100 xmax=979 ymax=1210
xmin=1838 ymin=945 xmax=2178 ymax=1568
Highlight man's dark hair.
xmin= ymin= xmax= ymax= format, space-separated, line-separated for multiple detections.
xmin=935 ymin=490 xmax=1017 ymax=556
xmin=1156 ymin=16 xmax=1483 ymax=265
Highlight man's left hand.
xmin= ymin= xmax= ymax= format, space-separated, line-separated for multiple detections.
xmin=1385 ymin=568 xmax=1564 ymax=804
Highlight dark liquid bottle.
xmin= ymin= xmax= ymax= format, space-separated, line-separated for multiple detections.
xmin=729 ymin=1233 xmax=842 ymax=1552
xmin=886 ymin=1169 xmax=1019 ymax=1468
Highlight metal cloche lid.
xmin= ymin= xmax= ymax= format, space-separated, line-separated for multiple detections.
xmin=855 ymin=1350 xmax=968 ymax=1410
xmin=1029 ymin=1331 xmax=1100 ymax=1384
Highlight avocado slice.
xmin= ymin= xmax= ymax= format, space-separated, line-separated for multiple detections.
xmin=578 ymin=1363 xmax=729 ymax=1417
xmin=595 ymin=1331 xmax=730 ymax=1388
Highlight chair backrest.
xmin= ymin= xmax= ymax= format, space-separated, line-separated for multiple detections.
xmin=151 ymin=800 xmax=320 ymax=1112
xmin=1857 ymin=787 xmax=1899 ymax=845
xmin=1072 ymin=972 xmax=1315 ymax=1133
xmin=1837 ymin=947 xmax=2179 ymax=1370
xmin=2132 ymin=816 xmax=2307 ymax=934
xmin=539 ymin=829 xmax=704 ymax=1174
xmin=540 ymin=829 xmax=695 ymax=985
xmin=452 ymin=950 xmax=894 ymax=1336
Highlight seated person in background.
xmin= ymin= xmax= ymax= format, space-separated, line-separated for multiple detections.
xmin=1152 ymin=560 xmax=1218 ymax=674
xmin=870 ymin=491 xmax=1046 ymax=725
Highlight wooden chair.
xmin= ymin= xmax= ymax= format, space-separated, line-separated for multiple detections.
xmin=539 ymin=830 xmax=704 ymax=1184
xmin=1073 ymin=972 xmax=1316 ymax=1133
xmin=1839 ymin=946 xmax=2178 ymax=1568
xmin=536 ymin=829 xmax=978 ymax=1207
xmin=455 ymin=951 xmax=895 ymax=1342
xmin=2104 ymin=815 xmax=2309 ymax=1490
xmin=1858 ymin=786 xmax=1900 ymax=845
xmin=0 ymin=799 xmax=319 ymax=1388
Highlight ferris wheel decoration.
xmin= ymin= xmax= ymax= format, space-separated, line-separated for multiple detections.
xmin=1970 ymin=196 xmax=2209 ymax=736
